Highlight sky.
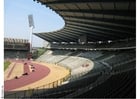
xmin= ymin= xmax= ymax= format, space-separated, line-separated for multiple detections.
xmin=4 ymin=0 xmax=65 ymax=47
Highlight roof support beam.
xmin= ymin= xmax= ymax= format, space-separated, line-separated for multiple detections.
xmin=64 ymin=16 xmax=135 ymax=28
xmin=66 ymin=21 xmax=133 ymax=35
xmin=68 ymin=25 xmax=124 ymax=37
xmin=39 ymin=0 xmax=134 ymax=5
xmin=59 ymin=12 xmax=134 ymax=21
xmin=65 ymin=26 xmax=117 ymax=39
xmin=65 ymin=17 xmax=135 ymax=33
xmin=66 ymin=24 xmax=123 ymax=38
xmin=57 ymin=9 xmax=135 ymax=17
xmin=47 ymin=32 xmax=78 ymax=41
xmin=37 ymin=33 xmax=63 ymax=42
xmin=34 ymin=33 xmax=53 ymax=42
xmin=61 ymin=29 xmax=101 ymax=41
xmin=51 ymin=30 xmax=81 ymax=38
xmin=43 ymin=33 xmax=77 ymax=42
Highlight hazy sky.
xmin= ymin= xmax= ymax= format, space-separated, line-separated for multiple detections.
xmin=4 ymin=0 xmax=65 ymax=47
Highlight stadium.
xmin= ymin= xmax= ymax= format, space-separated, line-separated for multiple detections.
xmin=4 ymin=0 xmax=136 ymax=98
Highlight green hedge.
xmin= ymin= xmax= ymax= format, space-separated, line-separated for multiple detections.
xmin=32 ymin=48 xmax=46 ymax=59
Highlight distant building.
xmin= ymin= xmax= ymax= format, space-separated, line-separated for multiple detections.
xmin=4 ymin=38 xmax=30 ymax=59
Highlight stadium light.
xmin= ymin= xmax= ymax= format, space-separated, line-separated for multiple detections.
xmin=28 ymin=14 xmax=35 ymax=53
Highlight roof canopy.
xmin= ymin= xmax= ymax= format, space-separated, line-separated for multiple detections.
xmin=4 ymin=38 xmax=29 ymax=44
xmin=34 ymin=0 xmax=136 ymax=42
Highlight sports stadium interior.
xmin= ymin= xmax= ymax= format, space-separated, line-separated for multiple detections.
xmin=4 ymin=0 xmax=136 ymax=98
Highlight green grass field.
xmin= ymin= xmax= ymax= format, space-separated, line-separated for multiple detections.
xmin=4 ymin=61 xmax=11 ymax=71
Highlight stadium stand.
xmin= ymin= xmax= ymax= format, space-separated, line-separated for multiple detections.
xmin=33 ymin=47 xmax=135 ymax=98
xmin=4 ymin=38 xmax=30 ymax=59
xmin=37 ymin=52 xmax=94 ymax=80
xmin=4 ymin=0 xmax=136 ymax=98
xmin=29 ymin=0 xmax=136 ymax=98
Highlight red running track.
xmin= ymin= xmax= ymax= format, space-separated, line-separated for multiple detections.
xmin=4 ymin=61 xmax=50 ymax=91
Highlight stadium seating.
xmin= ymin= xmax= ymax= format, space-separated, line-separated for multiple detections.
xmin=37 ymin=52 xmax=94 ymax=80
xmin=31 ymin=44 xmax=136 ymax=98
xmin=77 ymin=69 xmax=135 ymax=98
xmin=4 ymin=38 xmax=30 ymax=59
xmin=4 ymin=50 xmax=28 ymax=59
